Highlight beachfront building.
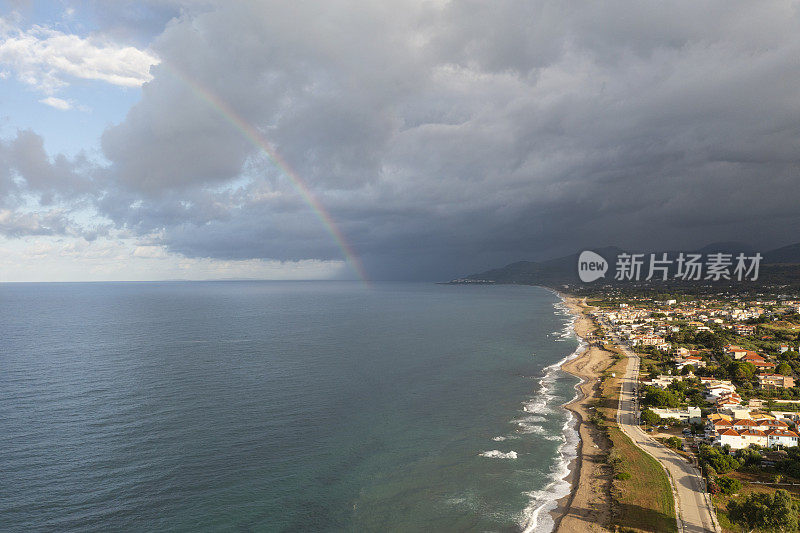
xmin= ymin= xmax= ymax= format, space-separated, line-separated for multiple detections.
xmin=715 ymin=428 xmax=768 ymax=449
xmin=650 ymin=406 xmax=702 ymax=424
xmin=641 ymin=375 xmax=684 ymax=389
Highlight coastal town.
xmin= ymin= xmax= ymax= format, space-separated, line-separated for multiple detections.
xmin=560 ymin=292 xmax=800 ymax=532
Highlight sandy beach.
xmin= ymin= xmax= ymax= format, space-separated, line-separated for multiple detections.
xmin=551 ymin=296 xmax=614 ymax=533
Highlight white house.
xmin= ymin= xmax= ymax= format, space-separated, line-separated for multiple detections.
xmin=704 ymin=383 xmax=736 ymax=401
xmin=641 ymin=375 xmax=683 ymax=389
xmin=717 ymin=429 xmax=749 ymax=449
xmin=675 ymin=355 xmax=706 ymax=370
xmin=767 ymin=429 xmax=800 ymax=448
xmin=740 ymin=429 xmax=769 ymax=447
xmin=650 ymin=406 xmax=702 ymax=424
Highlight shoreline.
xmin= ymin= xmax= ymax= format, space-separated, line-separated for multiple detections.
xmin=520 ymin=298 xmax=585 ymax=533
xmin=549 ymin=294 xmax=614 ymax=532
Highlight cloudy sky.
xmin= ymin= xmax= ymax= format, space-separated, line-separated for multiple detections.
xmin=1 ymin=1 xmax=800 ymax=282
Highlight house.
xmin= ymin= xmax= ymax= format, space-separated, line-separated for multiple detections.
xmin=741 ymin=351 xmax=766 ymax=363
xmin=704 ymin=381 xmax=736 ymax=401
xmin=641 ymin=375 xmax=685 ymax=389
xmin=740 ymin=429 xmax=769 ymax=447
xmin=716 ymin=392 xmax=744 ymax=412
xmin=755 ymin=418 xmax=790 ymax=431
xmin=632 ymin=335 xmax=670 ymax=350
xmin=729 ymin=407 xmax=753 ymax=420
xmin=717 ymin=429 xmax=749 ymax=449
xmin=779 ymin=344 xmax=790 ymax=354
xmin=732 ymin=418 xmax=759 ymax=432
xmin=724 ymin=345 xmax=749 ymax=359
xmin=758 ymin=374 xmax=795 ymax=389
xmin=767 ymin=429 xmax=800 ymax=448
xmin=751 ymin=360 xmax=776 ymax=371
xmin=709 ymin=418 xmax=733 ymax=437
xmin=735 ymin=324 xmax=756 ymax=336
xmin=675 ymin=355 xmax=706 ymax=370
xmin=649 ymin=406 xmax=702 ymax=424
xmin=715 ymin=428 xmax=773 ymax=449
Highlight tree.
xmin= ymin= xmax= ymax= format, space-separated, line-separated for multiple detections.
xmin=643 ymin=386 xmax=681 ymax=408
xmin=777 ymin=362 xmax=793 ymax=376
xmin=695 ymin=330 xmax=723 ymax=350
xmin=728 ymin=489 xmax=799 ymax=532
xmin=728 ymin=360 xmax=756 ymax=382
xmin=698 ymin=444 xmax=740 ymax=474
xmin=641 ymin=408 xmax=661 ymax=426
xmin=716 ymin=476 xmax=741 ymax=495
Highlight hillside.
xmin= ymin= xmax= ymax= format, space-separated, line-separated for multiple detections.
xmin=459 ymin=242 xmax=800 ymax=290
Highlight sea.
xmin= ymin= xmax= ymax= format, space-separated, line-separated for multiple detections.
xmin=0 ymin=281 xmax=583 ymax=532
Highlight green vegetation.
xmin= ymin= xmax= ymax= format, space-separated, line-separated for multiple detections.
xmin=607 ymin=426 xmax=677 ymax=532
xmin=699 ymin=445 xmax=740 ymax=475
xmin=641 ymin=408 xmax=661 ymax=426
xmin=727 ymin=489 xmax=800 ymax=532
xmin=716 ymin=476 xmax=742 ymax=495
xmin=778 ymin=448 xmax=800 ymax=480
xmin=642 ymin=386 xmax=681 ymax=408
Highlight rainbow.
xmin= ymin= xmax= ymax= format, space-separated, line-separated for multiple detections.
xmin=161 ymin=64 xmax=370 ymax=284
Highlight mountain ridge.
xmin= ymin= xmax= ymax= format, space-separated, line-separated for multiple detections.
xmin=460 ymin=241 xmax=800 ymax=288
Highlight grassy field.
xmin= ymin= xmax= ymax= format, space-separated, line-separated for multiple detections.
xmin=607 ymin=426 xmax=677 ymax=533
xmin=594 ymin=348 xmax=678 ymax=532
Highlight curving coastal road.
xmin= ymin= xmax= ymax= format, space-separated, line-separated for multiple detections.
xmin=615 ymin=342 xmax=720 ymax=533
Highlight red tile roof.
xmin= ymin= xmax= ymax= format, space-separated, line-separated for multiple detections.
xmin=767 ymin=429 xmax=799 ymax=438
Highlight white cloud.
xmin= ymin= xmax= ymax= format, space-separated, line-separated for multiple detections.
xmin=0 ymin=17 xmax=160 ymax=94
xmin=133 ymin=244 xmax=168 ymax=258
xmin=39 ymin=96 xmax=72 ymax=110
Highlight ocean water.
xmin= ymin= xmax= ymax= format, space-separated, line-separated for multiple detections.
xmin=0 ymin=281 xmax=581 ymax=532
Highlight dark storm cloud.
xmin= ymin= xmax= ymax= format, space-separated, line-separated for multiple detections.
xmin=9 ymin=1 xmax=800 ymax=279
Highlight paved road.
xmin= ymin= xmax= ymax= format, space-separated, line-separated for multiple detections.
xmin=615 ymin=343 xmax=720 ymax=533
